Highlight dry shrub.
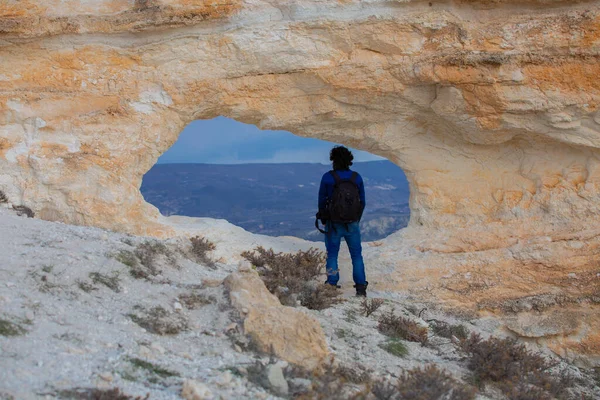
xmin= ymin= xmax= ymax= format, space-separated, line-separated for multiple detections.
xmin=378 ymin=310 xmax=428 ymax=345
xmin=0 ymin=190 xmax=7 ymax=203
xmin=457 ymin=333 xmax=571 ymax=399
xmin=429 ymin=320 xmax=469 ymax=340
xmin=361 ymin=298 xmax=384 ymax=317
xmin=13 ymin=205 xmax=34 ymax=218
xmin=54 ymin=387 xmax=148 ymax=400
xmin=190 ymin=236 xmax=216 ymax=268
xmin=178 ymin=292 xmax=215 ymax=309
xmin=287 ymin=362 xmax=371 ymax=400
xmin=241 ymin=247 xmax=341 ymax=309
xmin=372 ymin=365 xmax=476 ymax=400
xmin=128 ymin=305 xmax=188 ymax=335
xmin=89 ymin=272 xmax=121 ymax=292
xmin=130 ymin=241 xmax=176 ymax=279
xmin=299 ymin=284 xmax=343 ymax=310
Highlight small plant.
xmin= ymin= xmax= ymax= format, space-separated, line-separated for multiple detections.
xmin=457 ymin=333 xmax=571 ymax=398
xmin=178 ymin=292 xmax=215 ymax=309
xmin=13 ymin=205 xmax=34 ymax=218
xmin=134 ymin=240 xmax=176 ymax=271
xmin=372 ymin=365 xmax=476 ymax=400
xmin=344 ymin=309 xmax=358 ymax=323
xmin=89 ymin=272 xmax=121 ymax=292
xmin=360 ymin=298 xmax=384 ymax=317
xmin=0 ymin=318 xmax=27 ymax=336
xmin=54 ymin=387 xmax=149 ymax=399
xmin=378 ymin=310 xmax=428 ymax=345
xmin=190 ymin=236 xmax=216 ymax=268
xmin=429 ymin=320 xmax=469 ymax=340
xmin=379 ymin=338 xmax=409 ymax=358
xmin=299 ymin=283 xmax=343 ymax=310
xmin=241 ymin=247 xmax=331 ymax=308
xmin=128 ymin=305 xmax=188 ymax=335
xmin=114 ymin=250 xmax=137 ymax=268
xmin=77 ymin=280 xmax=98 ymax=293
xmin=0 ymin=190 xmax=7 ymax=204
xmin=127 ymin=357 xmax=179 ymax=379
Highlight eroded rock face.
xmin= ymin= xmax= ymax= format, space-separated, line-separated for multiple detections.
xmin=224 ymin=268 xmax=329 ymax=370
xmin=1 ymin=0 xmax=600 ymax=363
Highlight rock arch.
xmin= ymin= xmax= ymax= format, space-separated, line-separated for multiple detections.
xmin=1 ymin=0 xmax=600 ymax=360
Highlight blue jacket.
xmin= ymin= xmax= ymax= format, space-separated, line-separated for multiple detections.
xmin=318 ymin=169 xmax=366 ymax=217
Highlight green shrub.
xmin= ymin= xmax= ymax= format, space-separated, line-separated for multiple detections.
xmin=379 ymin=339 xmax=409 ymax=358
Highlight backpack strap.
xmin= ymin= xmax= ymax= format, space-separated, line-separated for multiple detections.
xmin=350 ymin=171 xmax=358 ymax=183
xmin=330 ymin=170 xmax=341 ymax=184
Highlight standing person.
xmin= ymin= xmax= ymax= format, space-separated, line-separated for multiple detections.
xmin=317 ymin=146 xmax=368 ymax=297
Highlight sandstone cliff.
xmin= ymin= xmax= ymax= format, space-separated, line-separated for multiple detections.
xmin=1 ymin=0 xmax=599 ymax=364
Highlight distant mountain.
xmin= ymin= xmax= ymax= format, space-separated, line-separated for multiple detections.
xmin=141 ymin=161 xmax=410 ymax=241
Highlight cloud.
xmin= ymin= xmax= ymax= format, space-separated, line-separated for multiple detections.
xmin=157 ymin=117 xmax=385 ymax=164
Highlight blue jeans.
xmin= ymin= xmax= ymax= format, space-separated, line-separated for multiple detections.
xmin=324 ymin=222 xmax=367 ymax=286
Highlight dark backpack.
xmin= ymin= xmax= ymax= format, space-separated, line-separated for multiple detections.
xmin=328 ymin=170 xmax=362 ymax=223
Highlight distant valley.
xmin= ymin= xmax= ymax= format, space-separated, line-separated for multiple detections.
xmin=141 ymin=161 xmax=410 ymax=241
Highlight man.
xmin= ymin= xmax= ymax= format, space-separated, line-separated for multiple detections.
xmin=318 ymin=146 xmax=368 ymax=297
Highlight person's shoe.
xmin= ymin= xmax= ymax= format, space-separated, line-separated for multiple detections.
xmin=354 ymin=281 xmax=368 ymax=297
xmin=324 ymin=280 xmax=341 ymax=289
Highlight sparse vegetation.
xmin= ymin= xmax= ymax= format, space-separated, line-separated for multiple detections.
xmin=378 ymin=310 xmax=428 ymax=345
xmin=0 ymin=190 xmax=8 ymax=204
xmin=379 ymin=339 xmax=409 ymax=358
xmin=114 ymin=250 xmax=137 ymax=268
xmin=12 ymin=205 xmax=34 ymax=218
xmin=189 ymin=236 xmax=216 ymax=268
xmin=0 ymin=318 xmax=27 ymax=336
xmin=360 ymin=298 xmax=384 ymax=317
xmin=128 ymin=306 xmax=188 ymax=335
xmin=241 ymin=247 xmax=341 ymax=309
xmin=89 ymin=272 xmax=121 ymax=292
xmin=134 ymin=241 xmax=176 ymax=274
xmin=372 ymin=365 xmax=476 ymax=400
xmin=55 ymin=387 xmax=149 ymax=400
xmin=299 ymin=283 xmax=343 ymax=310
xmin=429 ymin=320 xmax=469 ymax=340
xmin=127 ymin=357 xmax=179 ymax=379
xmin=113 ymin=241 xmax=177 ymax=280
xmin=457 ymin=333 xmax=572 ymax=399
xmin=76 ymin=280 xmax=98 ymax=293
xmin=178 ymin=292 xmax=215 ymax=309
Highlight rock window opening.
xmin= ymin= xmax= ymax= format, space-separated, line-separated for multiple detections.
xmin=141 ymin=117 xmax=410 ymax=241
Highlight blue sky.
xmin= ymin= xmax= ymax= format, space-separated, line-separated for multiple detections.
xmin=157 ymin=117 xmax=384 ymax=164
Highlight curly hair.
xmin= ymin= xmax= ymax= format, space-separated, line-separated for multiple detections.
xmin=330 ymin=146 xmax=354 ymax=171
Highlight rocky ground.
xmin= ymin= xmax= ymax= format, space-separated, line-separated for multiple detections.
xmin=1 ymin=206 xmax=599 ymax=399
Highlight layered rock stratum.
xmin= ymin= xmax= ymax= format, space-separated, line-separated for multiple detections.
xmin=1 ymin=0 xmax=599 ymax=364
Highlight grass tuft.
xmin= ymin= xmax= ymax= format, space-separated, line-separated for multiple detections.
xmin=0 ymin=318 xmax=27 ymax=336
xmin=379 ymin=338 xmax=409 ymax=358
